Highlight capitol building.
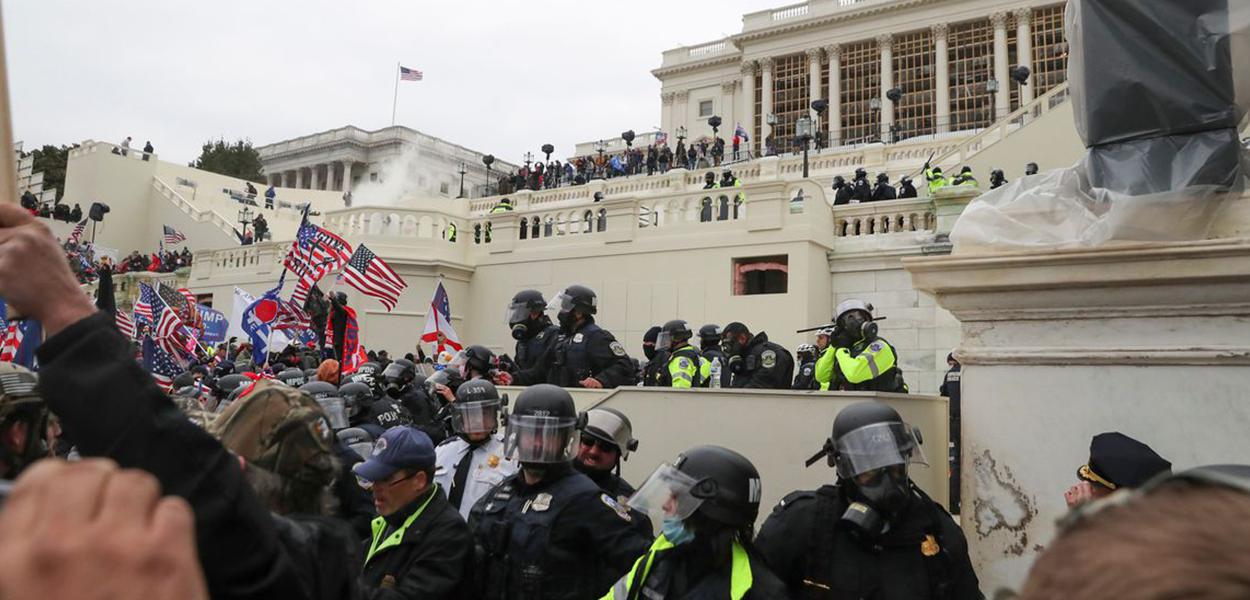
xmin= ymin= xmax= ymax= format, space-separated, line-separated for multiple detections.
xmin=39 ymin=0 xmax=1250 ymax=593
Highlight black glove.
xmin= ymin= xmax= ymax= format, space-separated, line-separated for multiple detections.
xmin=830 ymin=327 xmax=855 ymax=350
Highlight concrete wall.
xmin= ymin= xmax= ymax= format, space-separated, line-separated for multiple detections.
xmin=963 ymin=101 xmax=1084 ymax=182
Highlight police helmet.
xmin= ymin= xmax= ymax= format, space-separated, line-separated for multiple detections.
xmin=276 ymin=368 xmax=307 ymax=387
xmin=828 ymin=401 xmax=926 ymax=479
xmin=932 ymin=166 xmax=943 ymax=174
xmin=381 ymin=360 xmax=415 ymax=386
xmin=960 ymin=166 xmax=972 ymax=174
xmin=338 ymin=381 xmax=373 ymax=417
xmin=461 ymin=345 xmax=496 ymax=377
xmin=697 ymin=324 xmax=722 ymax=344
xmin=0 ymin=363 xmax=47 ymax=477
xmin=505 ymin=384 xmax=585 ymax=464
xmin=549 ymin=285 xmax=597 ymax=316
xmin=1025 ymin=162 xmax=1039 ymax=175
xmin=834 ymin=299 xmax=874 ymax=323
xmin=215 ymin=374 xmax=248 ymax=398
xmin=337 ymin=427 xmax=374 ymax=462
xmin=451 ymin=379 xmax=507 ymax=436
xmin=876 ymin=172 xmax=890 ymax=183
xmin=833 ymin=175 xmax=845 ymax=187
xmin=854 ymin=167 xmax=867 ymax=179
xmin=630 ymin=445 xmax=762 ymax=530
xmin=506 ymin=289 xmax=548 ymax=325
xmin=900 ymin=175 xmax=913 ymax=184
xmin=356 ymin=362 xmax=382 ymax=377
xmin=796 ymin=343 xmax=817 ymax=359
xmin=299 ymin=381 xmax=338 ymax=401
xmin=656 ymin=319 xmax=693 ymax=350
xmin=583 ymin=407 xmax=639 ymax=460
xmin=705 ymin=171 xmax=716 ymax=183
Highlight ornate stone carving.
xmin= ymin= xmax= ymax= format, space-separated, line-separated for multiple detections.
xmin=758 ymin=56 xmax=774 ymax=73
xmin=661 ymin=92 xmax=676 ymax=106
xmin=930 ymin=22 xmax=948 ymax=41
xmin=805 ymin=47 xmax=824 ymax=63
xmin=875 ymin=33 xmax=893 ymax=49
xmin=673 ymin=89 xmax=689 ymax=102
xmin=823 ymin=44 xmax=841 ymax=63
xmin=989 ymin=12 xmax=1009 ymax=29
xmin=1013 ymin=7 xmax=1032 ymax=26
xmin=721 ymin=81 xmax=739 ymax=94
xmin=740 ymin=61 xmax=757 ymax=77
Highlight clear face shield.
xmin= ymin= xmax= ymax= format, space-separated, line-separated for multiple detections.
xmin=546 ymin=293 xmax=575 ymax=317
xmin=317 ymin=397 xmax=349 ymax=430
xmin=834 ymin=422 xmax=928 ymax=481
xmin=452 ymin=399 xmax=501 ymax=435
xmin=655 ymin=330 xmax=676 ymax=351
xmin=626 ymin=463 xmax=708 ymax=525
xmin=505 ymin=414 xmax=578 ymax=463
xmin=504 ymin=302 xmax=531 ymax=326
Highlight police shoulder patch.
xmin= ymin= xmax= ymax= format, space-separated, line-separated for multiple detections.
xmin=760 ymin=349 xmax=777 ymax=369
xmin=609 ymin=341 xmax=627 ymax=357
xmin=677 ymin=357 xmax=691 ymax=369
xmin=600 ymin=493 xmax=633 ymax=522
xmin=536 ymin=332 xmax=545 ymax=340
xmin=869 ymin=342 xmax=884 ymax=352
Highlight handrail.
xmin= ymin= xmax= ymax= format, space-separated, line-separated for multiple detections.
xmin=929 ymin=82 xmax=1070 ymax=169
xmin=151 ymin=177 xmax=239 ymax=240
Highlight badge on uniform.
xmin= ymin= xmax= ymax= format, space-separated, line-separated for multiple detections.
xmin=537 ymin=332 xmax=545 ymax=340
xmin=531 ymin=493 xmax=553 ymax=512
xmin=609 ymin=341 xmax=626 ymax=357
xmin=487 ymin=453 xmax=500 ymax=468
xmin=573 ymin=333 xmax=584 ymax=343
xmin=869 ymin=342 xmax=884 ymax=352
xmin=921 ymin=534 xmax=940 ymax=557
xmin=600 ymin=493 xmax=632 ymax=522
xmin=677 ymin=358 xmax=690 ymax=369
xmin=761 ymin=349 xmax=777 ymax=369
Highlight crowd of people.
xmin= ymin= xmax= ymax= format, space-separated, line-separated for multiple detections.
xmin=61 ymin=240 xmax=193 ymax=284
xmin=0 ymin=202 xmax=1244 ymax=600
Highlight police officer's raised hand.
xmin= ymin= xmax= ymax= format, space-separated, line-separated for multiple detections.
xmin=0 ymin=459 xmax=209 ymax=600
xmin=579 ymin=377 xmax=603 ymax=389
xmin=493 ymin=370 xmax=513 ymax=386
xmin=433 ymin=382 xmax=455 ymax=403
xmin=0 ymin=204 xmax=96 ymax=336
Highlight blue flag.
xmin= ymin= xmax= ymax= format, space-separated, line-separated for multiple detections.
xmin=242 ymin=282 xmax=284 ymax=360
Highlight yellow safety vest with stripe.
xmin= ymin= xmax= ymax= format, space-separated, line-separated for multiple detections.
xmin=834 ymin=339 xmax=897 ymax=385
xmin=364 ymin=484 xmax=439 ymax=566
xmin=490 ymin=203 xmax=513 ymax=213
xmin=924 ymin=167 xmax=947 ymax=195
xmin=444 ymin=223 xmax=457 ymax=241
xmin=665 ymin=345 xmax=710 ymax=389
xmin=814 ymin=346 xmax=835 ymax=391
xmin=601 ymin=534 xmax=754 ymax=600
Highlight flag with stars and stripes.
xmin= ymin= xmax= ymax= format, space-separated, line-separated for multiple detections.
xmin=399 ymin=66 xmax=423 ymax=81
xmin=342 ymin=244 xmax=407 ymax=311
xmin=284 ymin=221 xmax=352 ymax=306
xmin=162 ymin=225 xmax=187 ymax=245
xmin=142 ymin=335 xmax=184 ymax=392
xmin=115 ymin=311 xmax=136 ymax=339
xmin=134 ymin=283 xmax=159 ymax=325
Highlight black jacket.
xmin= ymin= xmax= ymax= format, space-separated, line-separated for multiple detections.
xmin=513 ymin=320 xmax=561 ymax=371
xmin=37 ymin=311 xmax=306 ymax=599
xmin=358 ymin=486 xmax=474 ymax=600
xmin=756 ymin=484 xmax=982 ymax=600
xmin=833 ymin=185 xmax=854 ymax=205
xmin=512 ymin=319 xmax=637 ymax=388
xmin=729 ymin=332 xmax=794 ymax=390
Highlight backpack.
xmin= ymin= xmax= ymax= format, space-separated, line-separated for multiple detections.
xmin=210 ymin=379 xmax=337 ymax=487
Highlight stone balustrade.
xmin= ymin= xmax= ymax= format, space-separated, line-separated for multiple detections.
xmin=190 ymin=241 xmax=288 ymax=281
xmin=68 ymin=140 xmax=157 ymax=163
xmin=832 ymin=197 xmax=936 ymax=238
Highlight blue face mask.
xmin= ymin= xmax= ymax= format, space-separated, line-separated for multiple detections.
xmin=661 ymin=517 xmax=694 ymax=546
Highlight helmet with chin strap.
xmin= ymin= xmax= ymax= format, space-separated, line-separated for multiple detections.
xmin=0 ymin=363 xmax=47 ymax=478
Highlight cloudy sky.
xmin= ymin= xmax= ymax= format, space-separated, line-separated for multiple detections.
xmin=7 ymin=0 xmax=780 ymax=165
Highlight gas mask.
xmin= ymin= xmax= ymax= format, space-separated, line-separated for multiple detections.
xmin=841 ymin=314 xmax=869 ymax=340
xmin=384 ymin=380 xmax=405 ymax=399
xmin=720 ymin=337 xmax=743 ymax=358
xmin=511 ymin=322 xmax=529 ymax=341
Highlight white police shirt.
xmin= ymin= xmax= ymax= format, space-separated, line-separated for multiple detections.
xmin=434 ymin=433 xmax=518 ymax=520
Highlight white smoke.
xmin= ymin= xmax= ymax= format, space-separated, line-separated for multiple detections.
xmin=351 ymin=144 xmax=425 ymax=207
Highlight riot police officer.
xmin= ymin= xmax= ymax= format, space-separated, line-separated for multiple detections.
xmin=339 ymin=381 xmax=376 ymax=428
xmin=697 ymin=324 xmax=730 ymax=387
xmin=656 ymin=319 xmax=710 ymax=388
xmin=468 ymin=384 xmax=651 ymax=600
xmin=503 ymin=285 xmax=636 ymax=389
xmin=299 ymin=381 xmax=349 ymax=431
xmin=832 ymin=176 xmax=854 ymax=205
xmin=872 ymin=172 xmax=898 ymax=201
xmin=382 ymin=359 xmax=448 ymax=442
xmin=574 ymin=407 xmax=640 ymax=500
xmin=793 ymin=343 xmax=817 ymax=390
xmin=720 ymin=322 xmax=794 ymax=389
xmin=815 ymin=299 xmax=907 ymax=393
xmin=275 ymin=367 xmax=307 ymax=388
xmin=606 ymin=445 xmax=789 ymax=599
xmin=0 ymin=363 xmax=47 ymax=479
xmin=458 ymin=344 xmax=499 ymax=381
xmin=898 ymin=175 xmax=918 ymax=199
xmin=434 ymin=379 xmax=518 ymax=520
xmin=506 ymin=290 xmax=561 ymax=371
xmin=640 ymin=325 xmax=668 ymax=387
xmin=756 ymin=401 xmax=982 ymax=599
xmin=989 ymin=169 xmax=1007 ymax=189
xmin=851 ymin=167 xmax=872 ymax=202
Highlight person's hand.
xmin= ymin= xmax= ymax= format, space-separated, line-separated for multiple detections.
xmin=0 ymin=205 xmax=95 ymax=336
xmin=579 ymin=377 xmax=603 ymax=389
xmin=0 ymin=459 xmax=208 ymax=600
xmin=1064 ymin=481 xmax=1100 ymax=509
xmin=434 ymin=383 xmax=455 ymax=403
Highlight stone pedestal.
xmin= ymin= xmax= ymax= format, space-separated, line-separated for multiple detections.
xmin=933 ymin=186 xmax=980 ymax=239
xmin=904 ymin=238 xmax=1250 ymax=593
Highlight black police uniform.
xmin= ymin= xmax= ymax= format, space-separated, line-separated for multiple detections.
xmin=361 ymin=396 xmax=411 ymax=434
xmin=641 ymin=349 xmax=670 ymax=387
xmin=872 ymin=181 xmax=898 ymax=201
xmin=575 ymin=462 xmax=655 ymax=540
xmin=700 ymin=346 xmax=731 ymax=387
xmin=730 ymin=332 xmax=795 ymax=390
xmin=852 ymin=176 xmax=873 ymax=202
xmin=399 ymin=386 xmax=448 ymax=445
xmin=833 ymin=184 xmax=854 ymax=205
xmin=512 ymin=318 xmax=637 ymax=388
xmin=756 ymin=484 xmax=982 ymax=600
xmin=793 ymin=360 xmax=817 ymax=390
xmin=468 ymin=463 xmax=652 ymax=600
xmin=515 ymin=320 xmax=562 ymax=371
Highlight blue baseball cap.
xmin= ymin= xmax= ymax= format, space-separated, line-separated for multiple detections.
xmin=352 ymin=426 xmax=436 ymax=482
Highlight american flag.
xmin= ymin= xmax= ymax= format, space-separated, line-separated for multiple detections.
xmin=66 ymin=219 xmax=88 ymax=246
xmin=0 ymin=323 xmax=21 ymax=362
xmin=134 ymin=283 xmax=159 ymax=324
xmin=162 ymin=225 xmax=187 ymax=245
xmin=115 ymin=311 xmax=136 ymax=339
xmin=420 ymin=281 xmax=462 ymax=352
xmin=399 ymin=66 xmax=423 ymax=81
xmin=142 ymin=336 xmax=184 ymax=392
xmin=342 ymin=244 xmax=407 ymax=311
xmin=284 ymin=221 xmax=352 ymax=305
xmin=154 ymin=302 xmax=194 ymax=358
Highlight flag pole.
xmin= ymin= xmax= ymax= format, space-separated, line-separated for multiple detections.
xmin=391 ymin=62 xmax=400 ymax=127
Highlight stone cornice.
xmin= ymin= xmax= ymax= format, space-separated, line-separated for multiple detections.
xmin=651 ymin=53 xmax=742 ymax=79
xmin=732 ymin=0 xmax=935 ymax=44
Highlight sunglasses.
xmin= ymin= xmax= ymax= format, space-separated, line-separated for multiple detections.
xmin=579 ymin=436 xmax=620 ymax=453
xmin=356 ymin=470 xmax=416 ymax=491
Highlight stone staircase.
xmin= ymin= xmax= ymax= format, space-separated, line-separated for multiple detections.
xmin=151 ymin=177 xmax=239 ymax=243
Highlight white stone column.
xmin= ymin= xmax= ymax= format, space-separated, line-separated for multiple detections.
xmin=673 ymin=90 xmax=690 ymax=137
xmin=824 ymin=45 xmax=841 ymax=146
xmin=877 ymin=34 xmax=894 ymax=142
xmin=721 ymin=81 xmax=739 ymax=134
xmin=739 ymin=61 xmax=757 ymax=152
xmin=805 ymin=47 xmax=823 ymax=119
xmin=1014 ymin=8 xmax=1034 ymax=106
xmin=759 ymin=57 xmax=774 ymax=146
xmin=342 ymin=161 xmax=354 ymax=194
xmin=311 ymin=165 xmax=321 ymax=190
xmin=660 ymin=92 xmax=676 ymax=137
xmin=284 ymin=170 xmax=295 ymax=188
xmin=295 ymin=168 xmax=304 ymax=190
xmin=991 ymin=12 xmax=1010 ymax=121
xmin=932 ymin=24 xmax=951 ymax=133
